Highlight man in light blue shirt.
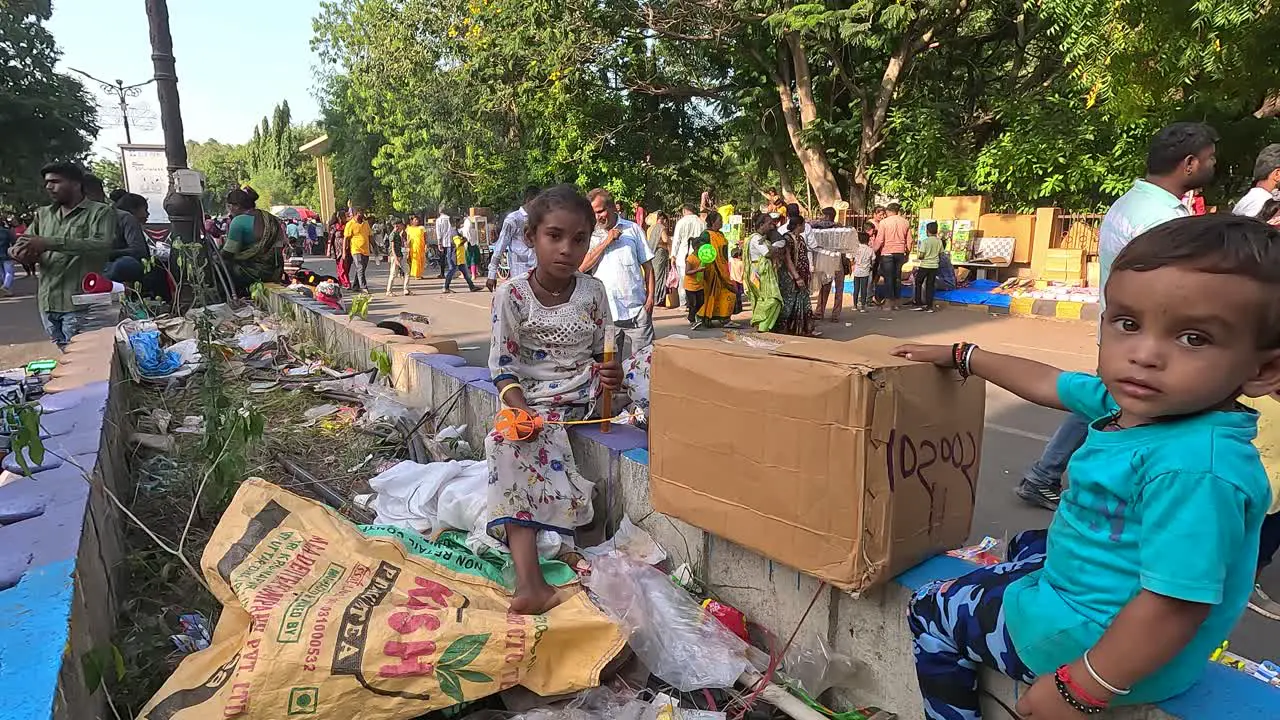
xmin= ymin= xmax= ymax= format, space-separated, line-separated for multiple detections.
xmin=581 ymin=188 xmax=655 ymax=356
xmin=486 ymin=186 xmax=539 ymax=291
xmin=1019 ymin=122 xmax=1218 ymax=510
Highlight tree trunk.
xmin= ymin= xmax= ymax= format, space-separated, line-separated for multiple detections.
xmin=769 ymin=147 xmax=798 ymax=202
xmin=772 ymin=36 xmax=842 ymax=208
xmin=849 ymin=26 xmax=933 ymax=212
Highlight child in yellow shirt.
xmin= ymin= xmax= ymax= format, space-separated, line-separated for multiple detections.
xmin=1241 ymin=393 xmax=1280 ymax=619
xmin=684 ymin=244 xmax=705 ymax=328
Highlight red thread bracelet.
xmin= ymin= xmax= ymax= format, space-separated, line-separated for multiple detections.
xmin=1056 ymin=665 xmax=1109 ymax=708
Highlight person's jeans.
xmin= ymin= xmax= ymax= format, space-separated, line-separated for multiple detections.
xmin=615 ymin=310 xmax=654 ymax=357
xmin=880 ymin=253 xmax=905 ymax=303
xmin=104 ymin=256 xmax=145 ymax=285
xmin=351 ymin=253 xmax=370 ymax=292
xmin=853 ymin=275 xmax=870 ymax=307
xmin=41 ymin=310 xmax=84 ymax=350
xmin=2 ymin=260 xmax=14 ymax=291
xmin=1023 ymin=413 xmax=1090 ymax=490
xmin=916 ymin=267 xmax=938 ymax=308
xmin=909 ymin=529 xmax=1045 ymax=719
xmin=444 ymin=254 xmax=476 ymax=291
xmin=1260 ymin=512 xmax=1280 ymax=573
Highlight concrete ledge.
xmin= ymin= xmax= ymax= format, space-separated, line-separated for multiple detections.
xmin=0 ymin=309 xmax=130 ymax=720
xmin=265 ymin=286 xmax=1277 ymax=719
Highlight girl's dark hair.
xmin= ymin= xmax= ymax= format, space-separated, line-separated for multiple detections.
xmin=1256 ymin=198 xmax=1280 ymax=224
xmin=226 ymin=186 xmax=259 ymax=210
xmin=525 ymin=184 xmax=594 ymax=234
xmin=705 ymin=210 xmax=722 ymax=228
xmin=785 ymin=202 xmax=801 ymax=220
xmin=1112 ymin=214 xmax=1280 ymax=347
xmin=115 ymin=193 xmax=147 ymax=214
xmin=752 ymin=212 xmax=772 ymax=231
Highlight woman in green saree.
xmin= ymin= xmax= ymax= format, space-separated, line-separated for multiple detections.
xmin=222 ymin=187 xmax=286 ymax=295
xmin=744 ymin=212 xmax=782 ymax=332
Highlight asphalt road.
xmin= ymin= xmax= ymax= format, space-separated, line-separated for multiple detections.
xmin=301 ymin=254 xmax=1280 ymax=659
xmin=0 ymin=274 xmax=56 ymax=370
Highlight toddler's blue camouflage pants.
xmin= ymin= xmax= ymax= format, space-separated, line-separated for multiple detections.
xmin=907 ymin=529 xmax=1047 ymax=720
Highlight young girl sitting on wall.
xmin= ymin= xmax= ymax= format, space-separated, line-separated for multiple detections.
xmin=486 ymin=185 xmax=623 ymax=614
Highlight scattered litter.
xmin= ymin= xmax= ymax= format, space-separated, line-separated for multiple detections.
xmin=169 ymin=612 xmax=212 ymax=655
xmin=172 ymin=416 xmax=204 ymax=434
xmin=301 ymin=403 xmax=341 ymax=426
xmin=434 ymin=424 xmax=473 ymax=458
xmin=345 ymin=452 xmax=374 ymax=474
xmin=584 ymin=554 xmax=764 ymax=691
xmin=151 ymin=408 xmax=172 ymax=434
xmin=233 ymin=324 xmax=279 ymax=352
xmin=131 ymin=432 xmax=175 ymax=453
xmin=701 ymin=599 xmax=749 ymax=642
xmin=584 ymin=515 xmax=666 ymax=565
xmin=782 ymin=633 xmax=861 ymax=698
xmin=247 ymin=381 xmax=280 ymax=393
xmin=946 ymin=536 xmax=1004 ymax=566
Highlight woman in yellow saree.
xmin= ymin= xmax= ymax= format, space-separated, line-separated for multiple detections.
xmin=406 ymin=215 xmax=428 ymax=278
xmin=695 ymin=211 xmax=739 ymax=327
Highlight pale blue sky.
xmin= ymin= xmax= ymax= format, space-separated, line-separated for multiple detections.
xmin=48 ymin=0 xmax=324 ymax=157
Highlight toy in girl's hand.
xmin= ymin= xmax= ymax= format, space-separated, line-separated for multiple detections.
xmin=697 ymin=243 xmax=717 ymax=265
xmin=495 ymin=406 xmax=544 ymax=441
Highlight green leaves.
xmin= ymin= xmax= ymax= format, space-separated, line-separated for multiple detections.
xmin=433 ymin=634 xmax=492 ymax=704
xmin=6 ymin=404 xmax=45 ymax=473
xmin=438 ymin=633 xmax=488 ymax=668
xmin=80 ymin=644 xmax=125 ymax=693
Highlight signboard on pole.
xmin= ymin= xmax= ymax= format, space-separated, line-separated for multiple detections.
xmin=120 ymin=144 xmax=169 ymax=223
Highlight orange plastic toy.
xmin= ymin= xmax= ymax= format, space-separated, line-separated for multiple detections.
xmin=495 ymin=407 xmax=545 ymax=441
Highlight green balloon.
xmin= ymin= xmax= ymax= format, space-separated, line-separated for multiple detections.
xmin=697 ymin=244 xmax=717 ymax=265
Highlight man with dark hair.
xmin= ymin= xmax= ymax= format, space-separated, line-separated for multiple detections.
xmin=104 ymin=193 xmax=151 ymax=284
xmin=1017 ymin=122 xmax=1217 ymax=510
xmin=8 ymin=162 xmax=115 ymax=350
xmin=876 ymin=202 xmax=912 ymax=310
xmin=487 ymin=185 xmax=540 ymax=291
xmin=109 ymin=188 xmax=127 ymax=204
xmin=1233 ymin=143 xmax=1280 ymax=218
xmin=582 ymin=187 xmax=656 ymax=354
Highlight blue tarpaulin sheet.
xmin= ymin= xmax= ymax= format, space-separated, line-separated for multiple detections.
xmin=843 ymin=277 xmax=1011 ymax=308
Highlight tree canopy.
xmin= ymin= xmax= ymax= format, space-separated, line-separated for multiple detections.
xmin=308 ymin=0 xmax=1279 ymax=213
xmin=0 ymin=0 xmax=98 ymax=212
xmin=187 ymin=101 xmax=320 ymax=212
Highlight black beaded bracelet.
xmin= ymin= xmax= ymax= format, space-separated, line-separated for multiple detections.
xmin=1055 ymin=673 xmax=1104 ymax=715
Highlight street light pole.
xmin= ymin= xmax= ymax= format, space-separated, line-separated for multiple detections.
xmin=116 ymin=81 xmax=133 ymax=144
xmin=144 ymin=0 xmax=199 ymax=249
xmin=67 ymin=68 xmax=154 ymax=144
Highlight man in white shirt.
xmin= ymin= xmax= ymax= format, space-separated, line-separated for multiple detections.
xmin=486 ymin=186 xmax=539 ymax=291
xmin=1018 ymin=121 xmax=1217 ymax=512
xmin=582 ymin=188 xmax=655 ymax=356
xmin=1232 ymin=144 xmax=1280 ymax=218
xmin=671 ymin=205 xmax=705 ymax=305
xmin=434 ymin=204 xmax=451 ymax=278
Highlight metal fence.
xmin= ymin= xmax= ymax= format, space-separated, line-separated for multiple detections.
xmin=1057 ymin=213 xmax=1104 ymax=256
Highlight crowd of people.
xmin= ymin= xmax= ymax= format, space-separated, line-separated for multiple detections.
xmin=9 ymin=131 xmax=1280 ymax=719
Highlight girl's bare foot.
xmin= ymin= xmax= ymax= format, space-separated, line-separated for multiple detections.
xmin=509 ymin=579 xmax=560 ymax=615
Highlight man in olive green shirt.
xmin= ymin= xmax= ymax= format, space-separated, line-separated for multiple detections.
xmin=9 ymin=162 xmax=115 ymax=350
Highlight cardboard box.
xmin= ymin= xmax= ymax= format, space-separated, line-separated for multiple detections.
xmin=649 ymin=335 xmax=985 ymax=593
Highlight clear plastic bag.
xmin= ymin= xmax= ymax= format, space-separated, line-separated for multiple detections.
xmin=781 ymin=633 xmax=861 ymax=697
xmin=504 ymin=686 xmax=648 ymax=720
xmin=583 ymin=555 xmax=763 ymax=691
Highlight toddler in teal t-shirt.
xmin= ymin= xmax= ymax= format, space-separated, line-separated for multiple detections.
xmin=894 ymin=214 xmax=1280 ymax=718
